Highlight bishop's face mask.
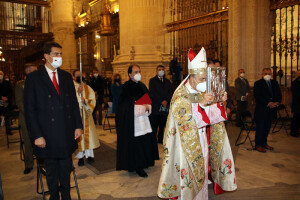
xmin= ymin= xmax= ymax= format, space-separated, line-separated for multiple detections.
xmin=193 ymin=76 xmax=206 ymax=93
xmin=50 ymin=57 xmax=62 ymax=68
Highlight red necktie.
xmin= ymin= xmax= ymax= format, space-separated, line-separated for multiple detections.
xmin=52 ymin=72 xmax=59 ymax=94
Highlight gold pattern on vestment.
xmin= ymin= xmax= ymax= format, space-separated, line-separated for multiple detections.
xmin=210 ymin=122 xmax=226 ymax=180
xmin=189 ymin=68 xmax=206 ymax=75
xmin=172 ymin=85 xmax=205 ymax=190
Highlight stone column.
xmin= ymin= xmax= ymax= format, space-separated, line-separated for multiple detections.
xmin=112 ymin=0 xmax=171 ymax=86
xmin=51 ymin=0 xmax=77 ymax=72
xmin=228 ymin=0 xmax=272 ymax=86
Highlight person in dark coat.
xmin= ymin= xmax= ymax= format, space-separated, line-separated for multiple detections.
xmin=89 ymin=69 xmax=104 ymax=125
xmin=24 ymin=42 xmax=83 ymax=200
xmin=15 ymin=64 xmax=37 ymax=174
xmin=116 ymin=65 xmax=155 ymax=178
xmin=234 ymin=69 xmax=251 ymax=126
xmin=149 ymin=65 xmax=172 ymax=160
xmin=254 ymin=68 xmax=282 ymax=153
xmin=0 ymin=70 xmax=13 ymax=133
xmin=111 ymin=74 xmax=122 ymax=114
xmin=291 ymin=70 xmax=300 ymax=137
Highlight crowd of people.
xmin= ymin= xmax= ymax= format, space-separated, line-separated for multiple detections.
xmin=0 ymin=41 xmax=299 ymax=200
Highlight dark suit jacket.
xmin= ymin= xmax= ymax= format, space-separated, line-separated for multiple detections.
xmin=254 ymin=78 xmax=282 ymax=121
xmin=291 ymin=78 xmax=300 ymax=114
xmin=235 ymin=77 xmax=251 ymax=101
xmin=89 ymin=75 xmax=104 ymax=104
xmin=149 ymin=76 xmax=173 ymax=115
xmin=24 ymin=66 xmax=83 ymax=159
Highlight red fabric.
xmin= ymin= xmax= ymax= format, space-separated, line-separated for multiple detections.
xmin=213 ymin=183 xmax=225 ymax=194
xmin=52 ymin=72 xmax=59 ymax=94
xmin=188 ymin=48 xmax=196 ymax=61
xmin=198 ymin=104 xmax=210 ymax=124
xmin=135 ymin=93 xmax=152 ymax=105
xmin=170 ymin=197 xmax=178 ymax=200
xmin=206 ymin=126 xmax=212 ymax=181
xmin=217 ymin=103 xmax=227 ymax=120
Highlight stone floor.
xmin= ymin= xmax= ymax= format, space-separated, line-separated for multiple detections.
xmin=0 ymin=119 xmax=299 ymax=200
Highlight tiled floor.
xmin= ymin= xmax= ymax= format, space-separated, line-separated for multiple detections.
xmin=0 ymin=119 xmax=299 ymax=200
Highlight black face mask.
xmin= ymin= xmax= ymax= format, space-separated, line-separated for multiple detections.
xmin=115 ymin=78 xmax=120 ymax=83
xmin=75 ymin=76 xmax=85 ymax=83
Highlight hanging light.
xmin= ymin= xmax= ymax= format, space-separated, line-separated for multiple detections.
xmin=99 ymin=0 xmax=114 ymax=36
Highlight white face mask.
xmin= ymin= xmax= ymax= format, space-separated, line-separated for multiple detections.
xmin=51 ymin=57 xmax=62 ymax=68
xmin=158 ymin=70 xmax=165 ymax=77
xmin=240 ymin=73 xmax=245 ymax=78
xmin=264 ymin=75 xmax=271 ymax=81
xmin=133 ymin=73 xmax=141 ymax=82
xmin=196 ymin=82 xmax=206 ymax=93
xmin=0 ymin=75 xmax=3 ymax=80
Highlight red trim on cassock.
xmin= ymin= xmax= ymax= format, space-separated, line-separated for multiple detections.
xmin=217 ymin=103 xmax=227 ymax=120
xmin=198 ymin=104 xmax=210 ymax=124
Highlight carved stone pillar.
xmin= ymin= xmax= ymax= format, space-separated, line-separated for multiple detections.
xmin=228 ymin=0 xmax=272 ymax=86
xmin=112 ymin=0 xmax=171 ymax=86
xmin=51 ymin=0 xmax=77 ymax=72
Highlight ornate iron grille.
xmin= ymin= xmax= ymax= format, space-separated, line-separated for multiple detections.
xmin=271 ymin=1 xmax=300 ymax=86
xmin=168 ymin=0 xmax=228 ymax=76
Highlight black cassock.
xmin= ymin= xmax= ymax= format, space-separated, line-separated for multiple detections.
xmin=116 ymin=79 xmax=155 ymax=171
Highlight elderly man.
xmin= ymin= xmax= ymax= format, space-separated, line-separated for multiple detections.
xmin=15 ymin=64 xmax=37 ymax=174
xmin=235 ymin=69 xmax=251 ymax=126
xmin=149 ymin=65 xmax=173 ymax=160
xmin=158 ymin=48 xmax=237 ymax=199
xmin=254 ymin=68 xmax=282 ymax=152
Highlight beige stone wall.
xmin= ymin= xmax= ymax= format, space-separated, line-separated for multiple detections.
xmin=51 ymin=0 xmax=77 ymax=73
xmin=228 ymin=0 xmax=272 ymax=86
xmin=112 ymin=0 xmax=172 ymax=86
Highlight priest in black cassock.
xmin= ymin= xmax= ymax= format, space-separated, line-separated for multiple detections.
xmin=116 ymin=64 xmax=155 ymax=178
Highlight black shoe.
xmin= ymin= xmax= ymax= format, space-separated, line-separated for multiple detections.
xmin=78 ymin=158 xmax=84 ymax=166
xmin=24 ymin=167 xmax=33 ymax=174
xmin=136 ymin=169 xmax=148 ymax=178
xmin=87 ymin=157 xmax=95 ymax=163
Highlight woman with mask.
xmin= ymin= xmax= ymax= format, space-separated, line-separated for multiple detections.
xmin=157 ymin=48 xmax=237 ymax=200
xmin=116 ymin=65 xmax=155 ymax=178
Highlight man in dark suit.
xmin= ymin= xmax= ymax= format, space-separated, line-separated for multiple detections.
xmin=24 ymin=42 xmax=83 ymax=199
xmin=291 ymin=70 xmax=300 ymax=137
xmin=89 ymin=69 xmax=104 ymax=125
xmin=149 ymin=65 xmax=173 ymax=149
xmin=254 ymin=68 xmax=282 ymax=153
xmin=15 ymin=64 xmax=37 ymax=174
xmin=234 ymin=69 xmax=251 ymax=126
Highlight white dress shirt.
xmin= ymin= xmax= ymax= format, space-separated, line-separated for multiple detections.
xmin=45 ymin=65 xmax=59 ymax=85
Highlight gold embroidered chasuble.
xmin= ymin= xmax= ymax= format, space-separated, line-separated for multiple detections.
xmin=157 ymin=79 xmax=237 ymax=199
xmin=74 ymin=81 xmax=100 ymax=151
